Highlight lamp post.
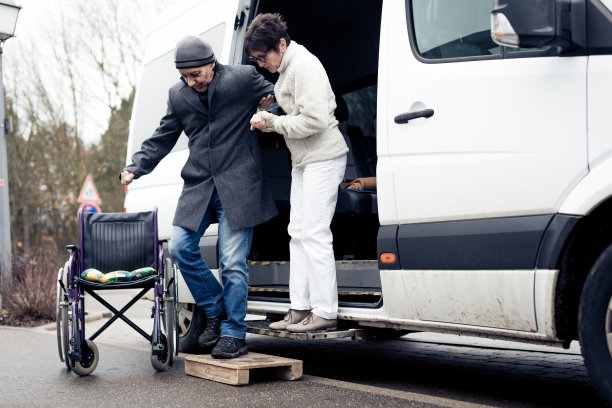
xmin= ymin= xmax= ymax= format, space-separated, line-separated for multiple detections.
xmin=0 ymin=0 xmax=20 ymax=308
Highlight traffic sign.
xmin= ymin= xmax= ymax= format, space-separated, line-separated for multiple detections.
xmin=82 ymin=203 xmax=101 ymax=213
xmin=78 ymin=175 xmax=101 ymax=204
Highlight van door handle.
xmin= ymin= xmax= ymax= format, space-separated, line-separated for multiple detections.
xmin=394 ymin=109 xmax=434 ymax=124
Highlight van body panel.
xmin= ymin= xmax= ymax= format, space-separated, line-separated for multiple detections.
xmin=380 ymin=1 xmax=588 ymax=226
xmin=382 ymin=269 xmax=537 ymax=331
xmin=587 ymin=56 xmax=612 ymax=166
xmin=559 ymin=156 xmax=612 ymax=214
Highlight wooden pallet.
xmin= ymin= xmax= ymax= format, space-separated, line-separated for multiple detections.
xmin=184 ymin=352 xmax=302 ymax=385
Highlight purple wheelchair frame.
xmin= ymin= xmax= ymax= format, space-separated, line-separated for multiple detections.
xmin=64 ymin=207 xmax=167 ymax=366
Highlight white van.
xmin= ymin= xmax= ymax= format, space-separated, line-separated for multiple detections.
xmin=125 ymin=0 xmax=612 ymax=402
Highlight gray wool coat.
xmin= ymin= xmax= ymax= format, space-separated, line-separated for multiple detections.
xmin=123 ymin=62 xmax=278 ymax=231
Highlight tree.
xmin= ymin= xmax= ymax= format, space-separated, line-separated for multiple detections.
xmin=3 ymin=0 xmax=167 ymax=253
xmin=86 ymin=89 xmax=135 ymax=213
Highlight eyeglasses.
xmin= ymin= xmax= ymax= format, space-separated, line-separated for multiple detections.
xmin=248 ymin=50 xmax=270 ymax=63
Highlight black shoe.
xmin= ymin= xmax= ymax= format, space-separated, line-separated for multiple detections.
xmin=197 ymin=312 xmax=225 ymax=347
xmin=211 ymin=336 xmax=248 ymax=359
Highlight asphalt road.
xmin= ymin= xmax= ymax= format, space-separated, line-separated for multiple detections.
xmin=0 ymin=290 xmax=605 ymax=407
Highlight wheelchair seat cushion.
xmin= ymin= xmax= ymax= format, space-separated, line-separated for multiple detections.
xmin=81 ymin=267 xmax=155 ymax=283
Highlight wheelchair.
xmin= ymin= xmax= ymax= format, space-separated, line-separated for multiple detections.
xmin=56 ymin=208 xmax=179 ymax=375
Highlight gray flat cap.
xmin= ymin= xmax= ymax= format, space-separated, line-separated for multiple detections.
xmin=175 ymin=35 xmax=215 ymax=69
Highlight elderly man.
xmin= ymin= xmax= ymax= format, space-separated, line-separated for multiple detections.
xmin=120 ymin=36 xmax=276 ymax=358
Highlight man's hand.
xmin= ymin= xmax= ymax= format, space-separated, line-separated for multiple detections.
xmin=120 ymin=171 xmax=135 ymax=185
xmin=257 ymin=94 xmax=274 ymax=110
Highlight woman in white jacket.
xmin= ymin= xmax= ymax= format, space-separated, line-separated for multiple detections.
xmin=246 ymin=13 xmax=348 ymax=332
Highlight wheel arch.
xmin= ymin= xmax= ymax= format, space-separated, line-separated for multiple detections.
xmin=554 ymin=197 xmax=612 ymax=341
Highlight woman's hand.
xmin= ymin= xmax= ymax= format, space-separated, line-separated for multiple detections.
xmin=250 ymin=111 xmax=277 ymax=132
xmin=250 ymin=112 xmax=266 ymax=131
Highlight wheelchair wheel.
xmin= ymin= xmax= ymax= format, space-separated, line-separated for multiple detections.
xmin=61 ymin=306 xmax=71 ymax=370
xmin=151 ymin=334 xmax=170 ymax=371
xmin=56 ymin=267 xmax=71 ymax=369
xmin=164 ymin=258 xmax=179 ymax=359
xmin=56 ymin=268 xmax=65 ymax=363
xmin=71 ymin=339 xmax=99 ymax=376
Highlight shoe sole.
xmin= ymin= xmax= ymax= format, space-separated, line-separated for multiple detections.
xmin=197 ymin=335 xmax=220 ymax=347
xmin=212 ymin=346 xmax=248 ymax=359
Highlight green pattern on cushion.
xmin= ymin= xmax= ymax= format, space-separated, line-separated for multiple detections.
xmin=81 ymin=269 xmax=104 ymax=282
xmin=101 ymin=271 xmax=131 ymax=283
xmin=81 ymin=267 xmax=156 ymax=283
xmin=129 ymin=267 xmax=155 ymax=279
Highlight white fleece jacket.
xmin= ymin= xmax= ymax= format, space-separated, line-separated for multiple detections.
xmin=272 ymin=41 xmax=348 ymax=168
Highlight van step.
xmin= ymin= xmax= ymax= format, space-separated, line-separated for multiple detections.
xmin=246 ymin=320 xmax=366 ymax=341
xmin=248 ymin=286 xmax=381 ymax=297
xmin=248 ymin=286 xmax=382 ymax=303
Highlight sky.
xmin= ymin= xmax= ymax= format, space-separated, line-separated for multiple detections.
xmin=3 ymin=0 xmax=110 ymax=144
xmin=1 ymin=0 xmax=174 ymax=145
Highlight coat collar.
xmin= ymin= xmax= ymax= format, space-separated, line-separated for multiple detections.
xmin=179 ymin=61 xmax=225 ymax=113
xmin=278 ymin=41 xmax=299 ymax=74
xmin=207 ymin=61 xmax=224 ymax=103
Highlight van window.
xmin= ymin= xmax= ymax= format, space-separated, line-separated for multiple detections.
xmin=130 ymin=23 xmax=226 ymax=155
xmin=409 ymin=0 xmax=500 ymax=60
xmin=340 ymin=85 xmax=377 ymax=139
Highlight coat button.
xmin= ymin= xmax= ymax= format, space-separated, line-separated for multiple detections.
xmin=210 ymin=144 xmax=215 ymax=149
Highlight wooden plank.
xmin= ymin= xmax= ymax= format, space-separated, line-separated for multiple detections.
xmin=184 ymin=352 xmax=302 ymax=385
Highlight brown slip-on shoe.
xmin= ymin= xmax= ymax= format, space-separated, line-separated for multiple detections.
xmin=286 ymin=312 xmax=337 ymax=332
xmin=269 ymin=309 xmax=311 ymax=330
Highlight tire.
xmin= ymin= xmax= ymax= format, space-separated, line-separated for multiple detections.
xmin=61 ymin=306 xmax=70 ymax=370
xmin=56 ymin=265 xmax=71 ymax=370
xmin=71 ymin=340 xmax=99 ymax=376
xmin=151 ymin=334 xmax=171 ymax=371
xmin=164 ymin=258 xmax=179 ymax=359
xmin=177 ymin=302 xmax=205 ymax=353
xmin=579 ymin=243 xmax=612 ymax=406
xmin=56 ymin=268 xmax=65 ymax=363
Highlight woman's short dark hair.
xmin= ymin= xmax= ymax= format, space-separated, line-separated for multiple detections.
xmin=244 ymin=13 xmax=291 ymax=55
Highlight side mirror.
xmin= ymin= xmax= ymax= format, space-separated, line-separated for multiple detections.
xmin=491 ymin=0 xmax=583 ymax=50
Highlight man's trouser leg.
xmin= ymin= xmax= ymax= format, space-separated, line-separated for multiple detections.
xmin=169 ymin=203 xmax=225 ymax=320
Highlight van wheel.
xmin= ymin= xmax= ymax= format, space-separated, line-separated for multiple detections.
xmin=177 ymin=302 xmax=205 ymax=353
xmin=579 ymin=243 xmax=612 ymax=406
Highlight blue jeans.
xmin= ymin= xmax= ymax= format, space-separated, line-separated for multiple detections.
xmin=169 ymin=191 xmax=253 ymax=339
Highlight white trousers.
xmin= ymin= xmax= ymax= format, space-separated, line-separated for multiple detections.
xmin=288 ymin=154 xmax=347 ymax=319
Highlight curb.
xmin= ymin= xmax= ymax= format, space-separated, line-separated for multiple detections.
xmin=34 ymin=312 xmax=110 ymax=332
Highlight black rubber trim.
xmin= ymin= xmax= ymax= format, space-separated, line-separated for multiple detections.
xmin=397 ymin=214 xmax=554 ymax=270
xmin=75 ymin=275 xmax=156 ymax=290
xmin=536 ymin=214 xmax=581 ymax=269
